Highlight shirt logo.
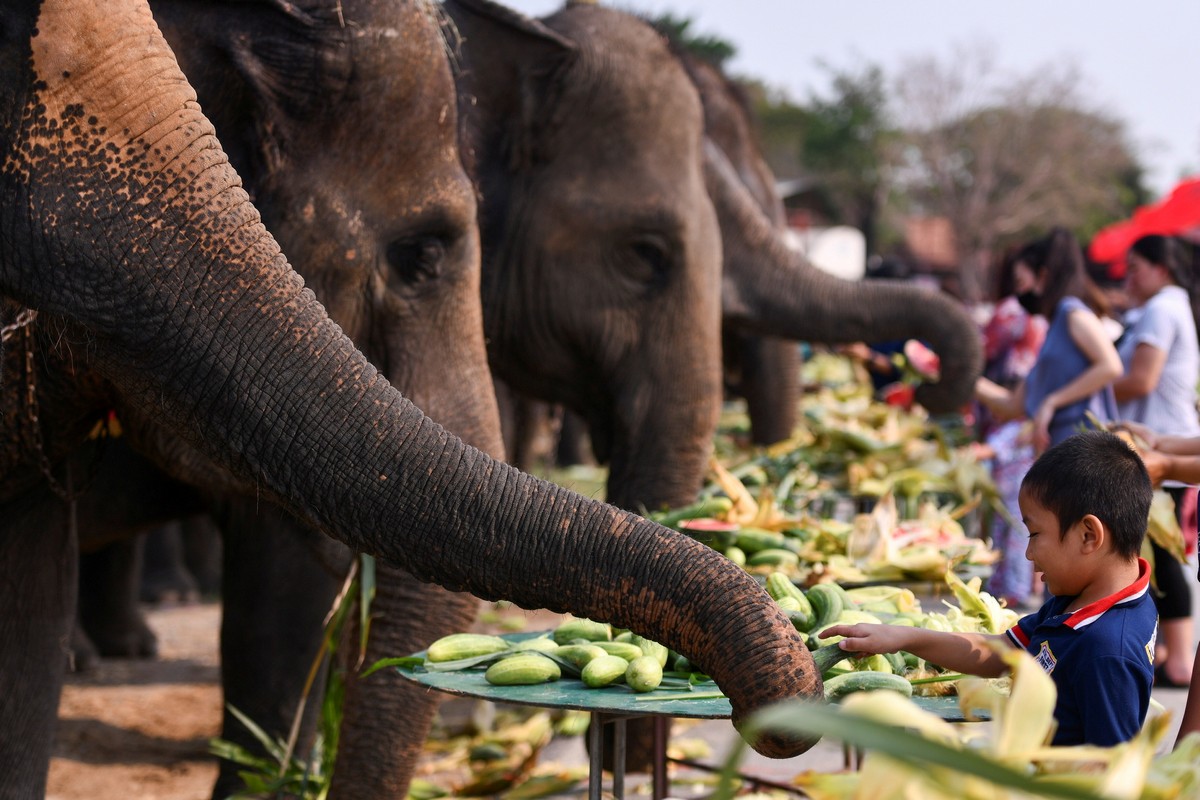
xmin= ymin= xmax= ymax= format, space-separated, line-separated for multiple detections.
xmin=1146 ymin=620 xmax=1159 ymax=665
xmin=1035 ymin=641 xmax=1057 ymax=674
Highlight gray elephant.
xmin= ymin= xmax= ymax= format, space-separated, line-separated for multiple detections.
xmin=447 ymin=0 xmax=980 ymax=772
xmin=448 ymin=0 xmax=981 ymax=513
xmin=675 ymin=44 xmax=803 ymax=446
xmin=0 ymin=1 xmax=821 ymax=797
xmin=56 ymin=0 xmax=501 ymax=795
xmin=144 ymin=2 xmax=508 ymax=795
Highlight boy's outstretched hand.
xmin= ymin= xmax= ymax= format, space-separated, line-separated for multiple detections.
xmin=820 ymin=622 xmax=1012 ymax=679
xmin=821 ymin=623 xmax=912 ymax=657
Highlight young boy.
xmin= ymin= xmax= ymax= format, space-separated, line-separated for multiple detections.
xmin=823 ymin=430 xmax=1158 ymax=746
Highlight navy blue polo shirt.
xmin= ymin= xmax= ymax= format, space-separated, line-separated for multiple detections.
xmin=1005 ymin=558 xmax=1157 ymax=746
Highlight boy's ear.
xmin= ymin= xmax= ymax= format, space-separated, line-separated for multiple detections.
xmin=1077 ymin=514 xmax=1107 ymax=554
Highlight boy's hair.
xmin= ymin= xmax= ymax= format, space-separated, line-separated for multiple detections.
xmin=1021 ymin=430 xmax=1151 ymax=559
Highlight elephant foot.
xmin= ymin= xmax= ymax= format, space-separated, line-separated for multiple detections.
xmin=141 ymin=523 xmax=203 ymax=604
xmin=68 ymin=625 xmax=100 ymax=673
xmin=81 ymin=613 xmax=159 ymax=659
xmin=141 ymin=580 xmax=200 ymax=605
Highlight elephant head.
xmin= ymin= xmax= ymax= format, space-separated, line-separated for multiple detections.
xmin=706 ymin=136 xmax=983 ymax=414
xmin=673 ymin=48 xmax=803 ymax=445
xmin=144 ymin=0 xmax=504 ymax=795
xmin=672 ymin=47 xmax=982 ymax=421
xmin=446 ymin=0 xmax=724 ymax=511
xmin=0 ymin=1 xmax=820 ymax=795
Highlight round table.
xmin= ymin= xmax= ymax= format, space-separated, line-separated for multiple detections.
xmin=397 ymin=632 xmax=985 ymax=800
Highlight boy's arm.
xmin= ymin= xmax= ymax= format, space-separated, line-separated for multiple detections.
xmin=822 ymin=623 xmax=1012 ymax=678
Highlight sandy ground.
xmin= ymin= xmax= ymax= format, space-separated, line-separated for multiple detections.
xmin=48 ymin=602 xmax=223 ymax=800
xmin=46 ymin=586 xmax=1199 ymax=800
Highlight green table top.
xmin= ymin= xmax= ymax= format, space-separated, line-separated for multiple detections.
xmin=396 ymin=632 xmax=989 ymax=723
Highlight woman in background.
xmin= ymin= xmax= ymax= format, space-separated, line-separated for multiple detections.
xmin=974 ymin=227 xmax=1122 ymax=452
xmin=977 ymin=249 xmax=1047 ymax=610
xmin=1113 ymin=234 xmax=1198 ymax=689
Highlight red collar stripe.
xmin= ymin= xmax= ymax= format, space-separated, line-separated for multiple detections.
xmin=1063 ymin=558 xmax=1151 ymax=630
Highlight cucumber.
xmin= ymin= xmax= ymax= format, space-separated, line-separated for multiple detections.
xmin=581 ymin=655 xmax=629 ymax=688
xmin=810 ymin=642 xmax=849 ymax=676
xmin=484 ymin=653 xmax=561 ymax=686
xmin=629 ymin=635 xmax=670 ymax=668
xmin=746 ymin=548 xmax=799 ymax=569
xmin=426 ymin=633 xmax=510 ymax=663
xmin=733 ymin=527 xmax=787 ymax=554
xmin=553 ymin=644 xmax=608 ymax=670
xmin=594 ymin=641 xmax=644 ymax=661
xmin=625 ymin=655 xmax=664 ymax=693
xmin=552 ymin=618 xmax=612 ymax=645
xmin=805 ymin=583 xmax=845 ymax=631
xmin=823 ymin=671 xmax=912 ymax=702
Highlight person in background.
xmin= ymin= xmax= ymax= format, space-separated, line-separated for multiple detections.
xmin=1112 ymin=234 xmax=1199 ymax=689
xmin=977 ymin=249 xmax=1049 ymax=610
xmin=838 ymin=256 xmax=913 ymax=392
xmin=974 ymin=227 xmax=1123 ymax=453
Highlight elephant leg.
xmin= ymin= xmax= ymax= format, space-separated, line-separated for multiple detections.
xmin=181 ymin=515 xmax=222 ymax=597
xmin=555 ymin=407 xmax=593 ymax=467
xmin=212 ymin=501 xmax=348 ymax=800
xmin=329 ymin=566 xmax=480 ymax=800
xmin=737 ymin=334 xmax=800 ymax=447
xmin=139 ymin=520 xmax=199 ymax=603
xmin=78 ymin=536 xmax=158 ymax=658
xmin=0 ymin=493 xmax=76 ymax=799
xmin=67 ymin=614 xmax=100 ymax=672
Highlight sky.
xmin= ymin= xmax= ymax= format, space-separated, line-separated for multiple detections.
xmin=498 ymin=0 xmax=1200 ymax=200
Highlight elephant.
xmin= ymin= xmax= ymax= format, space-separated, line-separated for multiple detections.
xmin=673 ymin=44 xmax=803 ymax=447
xmin=55 ymin=0 xmax=502 ymax=795
xmin=449 ymin=0 xmax=981 ymax=507
xmin=142 ymin=2 xmax=511 ymax=795
xmin=446 ymin=0 xmax=980 ymax=772
xmin=0 ymin=0 xmax=822 ymax=797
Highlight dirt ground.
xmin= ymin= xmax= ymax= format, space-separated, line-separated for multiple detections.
xmin=48 ymin=602 xmax=223 ymax=800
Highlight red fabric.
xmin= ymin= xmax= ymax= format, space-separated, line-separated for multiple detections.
xmin=1090 ymin=177 xmax=1200 ymax=272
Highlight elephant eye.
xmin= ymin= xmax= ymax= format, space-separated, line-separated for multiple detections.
xmin=386 ymin=236 xmax=446 ymax=284
xmin=627 ymin=234 xmax=673 ymax=291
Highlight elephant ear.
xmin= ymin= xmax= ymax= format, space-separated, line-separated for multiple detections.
xmin=151 ymin=0 xmax=354 ymax=189
xmin=444 ymin=0 xmax=578 ymax=173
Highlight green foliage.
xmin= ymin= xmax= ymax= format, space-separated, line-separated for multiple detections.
xmin=647 ymin=12 xmax=736 ymax=68
xmin=209 ymin=555 xmax=368 ymax=799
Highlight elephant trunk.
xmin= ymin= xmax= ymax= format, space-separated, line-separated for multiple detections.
xmin=79 ymin=111 xmax=813 ymax=762
xmin=707 ymin=143 xmax=983 ymax=413
xmin=603 ymin=369 xmax=722 ymax=512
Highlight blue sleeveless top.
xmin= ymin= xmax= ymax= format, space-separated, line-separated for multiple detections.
xmin=1024 ymin=296 xmax=1117 ymax=446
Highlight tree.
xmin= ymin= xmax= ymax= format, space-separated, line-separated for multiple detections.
xmin=649 ymin=12 xmax=736 ymax=68
xmin=891 ymin=42 xmax=1147 ymax=301
xmin=795 ymin=62 xmax=897 ymax=258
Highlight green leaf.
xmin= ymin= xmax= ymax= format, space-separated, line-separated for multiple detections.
xmin=226 ymin=703 xmax=288 ymax=764
xmin=207 ymin=738 xmax=277 ymax=773
xmin=743 ymin=699 xmax=1106 ymax=800
xmin=359 ymin=553 xmax=376 ymax=655
xmin=360 ymin=656 xmax=424 ymax=679
xmin=634 ymin=691 xmax=726 ymax=702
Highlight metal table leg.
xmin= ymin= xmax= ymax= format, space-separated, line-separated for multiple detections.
xmin=588 ymin=713 xmax=628 ymax=800
xmin=612 ymin=717 xmax=627 ymax=799
xmin=652 ymin=716 xmax=669 ymax=800
xmin=589 ymin=713 xmax=604 ymax=800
